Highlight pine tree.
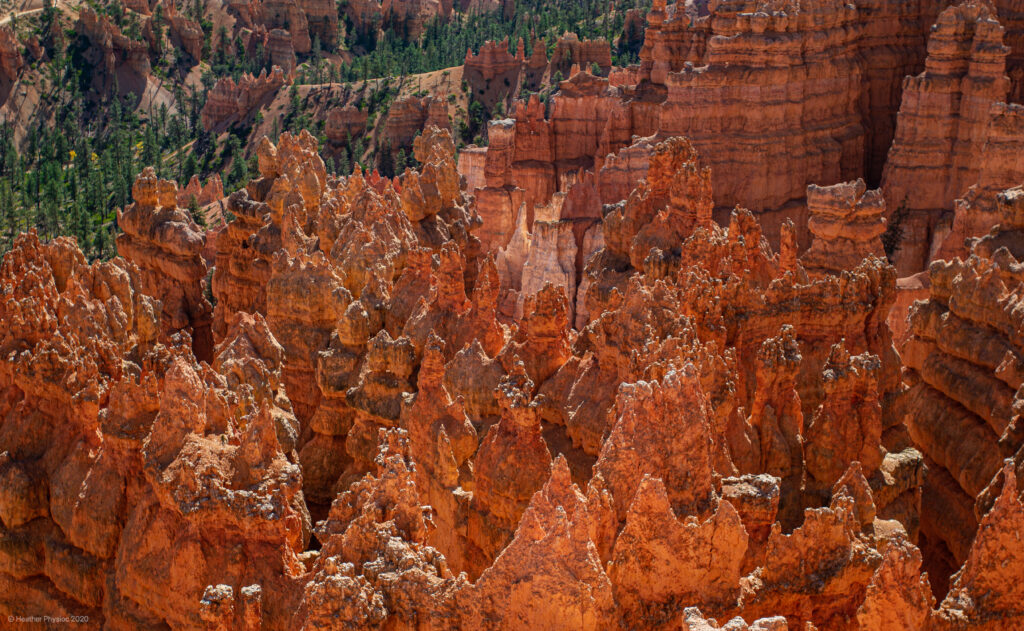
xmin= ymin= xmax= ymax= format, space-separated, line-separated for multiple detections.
xmin=187 ymin=195 xmax=207 ymax=228
xmin=378 ymin=140 xmax=394 ymax=177
xmin=395 ymin=148 xmax=407 ymax=174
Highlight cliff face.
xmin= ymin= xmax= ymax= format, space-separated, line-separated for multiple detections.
xmin=164 ymin=1 xmax=203 ymax=61
xmin=882 ymin=2 xmax=1012 ymax=275
xmin=255 ymin=0 xmax=338 ymax=54
xmin=201 ymin=67 xmax=289 ymax=131
xmin=0 ymin=26 xmax=24 ymax=81
xmin=383 ymin=96 xmax=450 ymax=148
xmin=343 ymin=0 xmax=470 ymax=40
xmin=76 ymin=5 xmax=152 ymax=78
xmin=935 ymin=102 xmax=1024 ymax=261
xmin=325 ymin=105 xmax=368 ymax=145
xmin=116 ymin=167 xmax=214 ymax=361
xmin=658 ymin=0 xmax=867 ymax=243
xmin=899 ymin=184 xmax=1024 ymax=594
xmin=463 ymin=0 xmax=953 ymax=259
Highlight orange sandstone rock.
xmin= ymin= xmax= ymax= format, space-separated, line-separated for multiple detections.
xmin=0 ymin=26 xmax=23 ymax=81
xmin=802 ymin=180 xmax=887 ymax=277
xmin=882 ymin=2 xmax=1011 ymax=274
xmin=201 ymin=67 xmax=288 ymax=131
xmin=117 ymin=167 xmax=213 ymax=360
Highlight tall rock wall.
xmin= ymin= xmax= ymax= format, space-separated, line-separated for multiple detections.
xmin=882 ymin=2 xmax=1011 ymax=274
xmin=899 ymin=185 xmax=1024 ymax=591
xmin=116 ymin=168 xmax=213 ymax=360
xmin=935 ymin=102 xmax=1024 ymax=261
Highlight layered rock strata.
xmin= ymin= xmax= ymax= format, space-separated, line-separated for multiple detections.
xmin=882 ymin=2 xmax=1012 ymax=274
xmin=899 ymin=184 xmax=1024 ymax=591
xmin=201 ymin=67 xmax=289 ymax=131
xmin=802 ymin=179 xmax=887 ymax=277
xmin=3 ymin=127 xmax=1024 ymax=629
xmin=116 ymin=167 xmax=214 ymax=360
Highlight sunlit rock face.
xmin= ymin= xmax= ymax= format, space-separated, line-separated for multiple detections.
xmin=6 ymin=0 xmax=1024 ymax=615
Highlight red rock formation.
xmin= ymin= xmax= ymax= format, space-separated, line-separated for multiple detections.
xmin=384 ymin=95 xmax=450 ymax=148
xmin=77 ymin=5 xmax=152 ymax=77
xmin=201 ymin=67 xmax=288 ymax=131
xmin=469 ymin=0 xmax=976 ymax=263
xmin=457 ymin=144 xmax=487 ymax=193
xmin=657 ymin=1 xmax=866 ymax=245
xmin=899 ymin=183 xmax=1024 ymax=588
xmin=934 ymin=461 xmax=1024 ymax=628
xmin=608 ymin=475 xmax=747 ymax=627
xmin=297 ymin=0 xmax=340 ymax=48
xmin=680 ymin=609 xmax=789 ymax=631
xmin=595 ymin=367 xmax=718 ymax=522
xmin=935 ymin=102 xmax=1024 ymax=261
xmin=802 ymin=179 xmax=887 ymax=277
xmin=804 ymin=343 xmax=884 ymax=491
xmin=882 ymin=2 xmax=1011 ymax=274
xmin=464 ymin=363 xmax=553 ymax=575
xmin=468 ymin=453 xmax=616 ymax=629
xmin=325 ymin=105 xmax=368 ymax=145
xmin=995 ymin=0 xmax=1024 ymax=102
xmin=382 ymin=0 xmax=443 ymax=39
xmin=9 ymin=77 xmax=1024 ymax=626
xmin=257 ymin=0 xmax=322 ymax=53
xmin=164 ymin=0 xmax=203 ymax=60
xmin=0 ymin=25 xmax=23 ymax=81
xmin=342 ymin=0 xmax=383 ymax=40
xmin=266 ymin=28 xmax=298 ymax=72
xmin=549 ymin=32 xmax=612 ymax=77
xmin=463 ymin=38 xmax=524 ymax=108
xmin=116 ymin=167 xmax=213 ymax=360
xmin=177 ymin=173 xmax=226 ymax=209
xmin=0 ymin=233 xmax=308 ymax=629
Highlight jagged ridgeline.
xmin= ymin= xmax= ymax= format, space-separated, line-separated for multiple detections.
xmin=0 ymin=0 xmax=1024 ymax=628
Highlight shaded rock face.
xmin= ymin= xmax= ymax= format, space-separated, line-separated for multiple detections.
xmin=116 ymin=167 xmax=214 ymax=361
xmin=384 ymin=96 xmax=451 ymax=148
xmin=76 ymin=5 xmax=151 ymax=79
xmin=342 ymin=0 xmax=496 ymax=41
xmin=253 ymin=0 xmax=338 ymax=54
xmin=325 ymin=105 xmax=368 ymax=145
xmin=935 ymin=103 xmax=1024 ymax=262
xmin=164 ymin=1 xmax=203 ymax=61
xmin=459 ymin=0 xmax=956 ymax=261
xmin=4 ymin=119 xmax=1024 ymax=631
xmin=882 ymin=2 xmax=1016 ymax=275
xmin=0 ymin=26 xmax=24 ymax=81
xmin=898 ymin=185 xmax=1024 ymax=594
xmin=201 ymin=67 xmax=289 ymax=131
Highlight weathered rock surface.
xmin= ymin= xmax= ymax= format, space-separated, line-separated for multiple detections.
xmin=116 ymin=167 xmax=214 ymax=360
xmin=0 ymin=26 xmax=24 ymax=81
xmin=384 ymin=95 xmax=450 ymax=148
xmin=164 ymin=1 xmax=203 ymax=61
xmin=882 ymin=2 xmax=1012 ymax=274
xmin=325 ymin=105 xmax=368 ymax=145
xmin=898 ymin=183 xmax=1024 ymax=592
xmin=76 ymin=5 xmax=151 ymax=78
xmin=201 ymin=67 xmax=289 ymax=131
xmin=802 ymin=179 xmax=887 ymax=277
xmin=4 ymin=70 xmax=1024 ymax=629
